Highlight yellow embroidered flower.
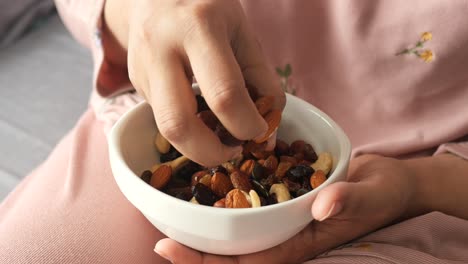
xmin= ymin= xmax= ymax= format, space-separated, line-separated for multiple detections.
xmin=421 ymin=32 xmax=432 ymax=42
xmin=418 ymin=49 xmax=434 ymax=62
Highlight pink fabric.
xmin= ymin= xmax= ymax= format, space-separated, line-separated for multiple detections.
xmin=2 ymin=0 xmax=468 ymax=263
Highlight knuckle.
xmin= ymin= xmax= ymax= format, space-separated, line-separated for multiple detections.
xmin=207 ymin=79 xmax=242 ymax=114
xmin=156 ymin=111 xmax=190 ymax=143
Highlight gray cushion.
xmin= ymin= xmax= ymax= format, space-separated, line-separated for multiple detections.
xmin=0 ymin=14 xmax=92 ymax=200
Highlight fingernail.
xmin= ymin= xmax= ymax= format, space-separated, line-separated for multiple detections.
xmin=253 ymin=123 xmax=269 ymax=141
xmin=154 ymin=245 xmax=173 ymax=263
xmin=318 ymin=202 xmax=342 ymax=221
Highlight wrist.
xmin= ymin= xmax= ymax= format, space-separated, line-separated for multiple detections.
xmin=402 ymin=154 xmax=468 ymax=219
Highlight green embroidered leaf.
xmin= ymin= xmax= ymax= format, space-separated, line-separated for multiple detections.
xmin=276 ymin=67 xmax=284 ymax=76
xmin=284 ymin=64 xmax=292 ymax=76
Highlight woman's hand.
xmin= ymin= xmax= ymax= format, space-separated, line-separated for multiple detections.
xmin=103 ymin=0 xmax=285 ymax=166
xmin=154 ymin=154 xmax=419 ymax=263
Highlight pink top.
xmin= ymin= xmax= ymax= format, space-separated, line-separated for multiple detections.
xmin=55 ymin=0 xmax=468 ymax=161
xmin=0 ymin=1 xmax=459 ymax=263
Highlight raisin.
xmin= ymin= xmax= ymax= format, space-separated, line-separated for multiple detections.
xmin=192 ymin=183 xmax=218 ymax=206
xmin=140 ymin=170 xmax=152 ymax=184
xmin=160 ymin=146 xmax=182 ymax=163
xmin=286 ymin=165 xmax=313 ymax=182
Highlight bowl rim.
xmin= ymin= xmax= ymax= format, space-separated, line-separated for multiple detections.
xmin=108 ymin=92 xmax=351 ymax=217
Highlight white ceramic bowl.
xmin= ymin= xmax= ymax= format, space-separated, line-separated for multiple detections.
xmin=108 ymin=93 xmax=351 ymax=255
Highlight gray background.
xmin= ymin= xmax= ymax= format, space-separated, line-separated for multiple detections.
xmin=0 ymin=14 xmax=92 ymax=200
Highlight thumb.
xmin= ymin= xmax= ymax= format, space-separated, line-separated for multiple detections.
xmin=311 ymin=180 xmax=377 ymax=222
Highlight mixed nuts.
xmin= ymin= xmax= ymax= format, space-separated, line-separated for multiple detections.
xmin=140 ymin=95 xmax=333 ymax=208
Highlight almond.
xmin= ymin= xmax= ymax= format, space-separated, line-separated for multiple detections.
xmin=240 ymin=159 xmax=255 ymax=176
xmin=255 ymin=96 xmax=275 ymax=116
xmin=230 ymin=170 xmax=252 ymax=192
xmin=254 ymin=109 xmax=282 ymax=143
xmin=310 ymin=170 xmax=327 ymax=189
xmin=213 ymin=198 xmax=226 ymax=208
xmin=225 ymin=189 xmax=251 ymax=208
xmin=199 ymin=174 xmax=212 ymax=188
xmin=150 ymin=165 xmax=172 ymax=190
xmin=211 ymin=172 xmax=234 ymax=197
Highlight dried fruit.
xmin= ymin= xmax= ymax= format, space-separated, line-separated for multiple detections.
xmin=255 ymin=96 xmax=275 ymax=116
xmin=286 ymin=165 xmax=313 ymax=182
xmin=166 ymin=186 xmax=192 ymax=201
xmin=209 ymin=166 xmax=229 ymax=176
xmin=280 ymin=156 xmax=298 ymax=166
xmin=275 ymin=161 xmax=293 ymax=179
xmin=211 ymin=172 xmax=234 ymax=197
xmin=140 ymin=170 xmax=152 ymax=184
xmin=251 ymin=150 xmax=273 ymax=160
xmin=150 ymin=165 xmax=172 ymax=190
xmin=289 ymin=140 xmax=306 ymax=155
xmin=274 ymin=139 xmax=290 ymax=157
xmin=213 ymin=198 xmax=226 ymax=208
xmin=160 ymin=146 xmax=182 ymax=163
xmin=155 ymin=132 xmax=171 ymax=154
xmin=254 ymin=109 xmax=282 ymax=143
xmin=192 ymin=183 xmax=218 ymax=206
xmin=230 ymin=170 xmax=252 ymax=192
xmin=251 ymin=180 xmax=269 ymax=198
xmin=283 ymin=177 xmax=301 ymax=193
xmin=252 ymin=162 xmax=266 ymax=181
xmin=296 ymin=188 xmax=308 ymax=197
xmin=225 ymin=189 xmax=251 ymax=208
xmin=304 ymin=144 xmax=318 ymax=162
xmin=191 ymin=170 xmax=209 ymax=187
xmin=197 ymin=110 xmax=218 ymax=131
xmin=215 ymin=124 xmax=244 ymax=146
xmin=240 ymin=159 xmax=256 ymax=176
xmin=310 ymin=170 xmax=327 ymax=189
xmin=263 ymin=155 xmax=279 ymax=173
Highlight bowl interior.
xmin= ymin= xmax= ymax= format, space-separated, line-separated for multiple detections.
xmin=118 ymin=94 xmax=349 ymax=189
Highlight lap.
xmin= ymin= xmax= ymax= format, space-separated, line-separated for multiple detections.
xmin=0 ymin=108 xmax=168 ymax=264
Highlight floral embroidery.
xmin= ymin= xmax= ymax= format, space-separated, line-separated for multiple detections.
xmin=276 ymin=64 xmax=296 ymax=95
xmin=396 ymin=32 xmax=435 ymax=63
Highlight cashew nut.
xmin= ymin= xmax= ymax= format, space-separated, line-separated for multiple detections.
xmin=249 ymin=190 xmax=261 ymax=208
xmin=190 ymin=196 xmax=199 ymax=204
xmin=170 ymin=156 xmax=189 ymax=172
xmin=269 ymin=183 xmax=291 ymax=203
xmin=221 ymin=162 xmax=236 ymax=174
xmin=155 ymin=132 xmax=171 ymax=154
xmin=311 ymin=152 xmax=333 ymax=175
xmin=152 ymin=155 xmax=189 ymax=173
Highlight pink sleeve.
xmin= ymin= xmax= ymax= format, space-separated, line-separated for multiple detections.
xmin=434 ymin=136 xmax=468 ymax=160
xmin=54 ymin=0 xmax=132 ymax=97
